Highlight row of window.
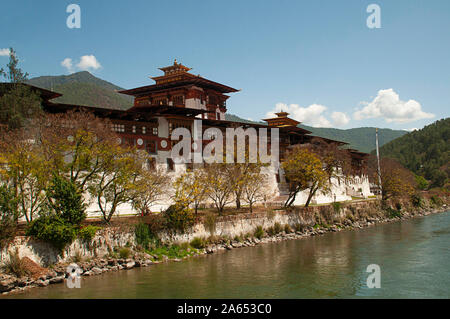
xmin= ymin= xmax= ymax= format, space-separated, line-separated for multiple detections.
xmin=111 ymin=123 xmax=158 ymax=136
xmin=168 ymin=122 xmax=191 ymax=135
xmin=131 ymin=125 xmax=158 ymax=135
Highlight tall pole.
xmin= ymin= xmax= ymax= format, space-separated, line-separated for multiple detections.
xmin=375 ymin=128 xmax=382 ymax=196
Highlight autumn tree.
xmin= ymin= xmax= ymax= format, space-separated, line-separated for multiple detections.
xmin=282 ymin=147 xmax=329 ymax=207
xmin=31 ymin=110 xmax=118 ymax=193
xmin=242 ymin=170 xmax=270 ymax=212
xmin=131 ymin=167 xmax=170 ymax=216
xmin=0 ymin=48 xmax=42 ymax=130
xmin=204 ymin=163 xmax=235 ymax=215
xmin=173 ymin=168 xmax=209 ymax=214
xmin=88 ymin=145 xmax=143 ymax=222
xmin=305 ymin=137 xmax=352 ymax=181
xmin=368 ymin=155 xmax=415 ymax=200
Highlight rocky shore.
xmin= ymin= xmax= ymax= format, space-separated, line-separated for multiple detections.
xmin=1 ymin=204 xmax=448 ymax=296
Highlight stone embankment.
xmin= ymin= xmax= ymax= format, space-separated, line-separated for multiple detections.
xmin=1 ymin=200 xmax=448 ymax=296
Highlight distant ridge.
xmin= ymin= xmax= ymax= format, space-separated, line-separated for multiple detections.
xmin=225 ymin=113 xmax=407 ymax=153
xmin=27 ymin=71 xmax=133 ymax=110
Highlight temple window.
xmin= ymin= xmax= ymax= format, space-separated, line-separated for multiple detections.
xmin=142 ymin=126 xmax=146 ymax=134
xmin=172 ymin=95 xmax=184 ymax=105
xmin=153 ymin=97 xmax=167 ymax=105
xmin=111 ymin=124 xmax=125 ymax=133
xmin=168 ymin=121 xmax=191 ymax=135
xmin=152 ymin=127 xmax=158 ymax=135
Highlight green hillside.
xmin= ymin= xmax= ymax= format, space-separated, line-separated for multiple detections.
xmin=27 ymin=71 xmax=133 ymax=110
xmin=298 ymin=125 xmax=407 ymax=153
xmin=225 ymin=114 xmax=407 ymax=153
xmin=376 ymin=118 xmax=449 ymax=188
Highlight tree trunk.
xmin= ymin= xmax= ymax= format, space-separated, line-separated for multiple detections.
xmin=304 ymin=185 xmax=318 ymax=208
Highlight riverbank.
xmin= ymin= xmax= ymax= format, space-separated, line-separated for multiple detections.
xmin=1 ymin=198 xmax=448 ymax=296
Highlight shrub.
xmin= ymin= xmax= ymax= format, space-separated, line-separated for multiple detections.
xmin=284 ymin=224 xmax=292 ymax=233
xmin=274 ymin=222 xmax=282 ymax=233
xmin=332 ymin=202 xmax=342 ymax=213
xmin=395 ymin=202 xmax=402 ymax=211
xmin=1 ymin=249 xmax=30 ymax=278
xmin=78 ymin=225 xmax=100 ymax=243
xmin=294 ymin=223 xmax=305 ymax=232
xmin=71 ymin=250 xmax=83 ymax=263
xmin=135 ymin=222 xmax=153 ymax=248
xmin=190 ymin=237 xmax=207 ymax=249
xmin=46 ymin=175 xmax=86 ymax=225
xmin=386 ymin=207 xmax=402 ymax=219
xmin=119 ymin=247 xmax=131 ymax=259
xmin=266 ymin=226 xmax=275 ymax=236
xmin=430 ymin=195 xmax=443 ymax=207
xmin=411 ymin=194 xmax=424 ymax=208
xmin=164 ymin=204 xmax=195 ymax=233
xmin=415 ymin=175 xmax=429 ymax=190
xmin=0 ymin=185 xmax=19 ymax=249
xmin=26 ymin=215 xmax=77 ymax=251
xmin=254 ymin=225 xmax=264 ymax=239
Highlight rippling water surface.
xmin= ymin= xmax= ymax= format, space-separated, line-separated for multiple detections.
xmin=6 ymin=210 xmax=450 ymax=299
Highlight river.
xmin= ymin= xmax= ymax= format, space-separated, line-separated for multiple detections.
xmin=6 ymin=210 xmax=450 ymax=299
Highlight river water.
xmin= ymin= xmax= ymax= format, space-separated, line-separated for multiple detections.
xmin=7 ymin=210 xmax=450 ymax=299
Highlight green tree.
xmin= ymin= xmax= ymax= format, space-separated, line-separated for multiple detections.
xmin=0 ymin=185 xmax=19 ymax=249
xmin=45 ymin=175 xmax=86 ymax=225
xmin=0 ymin=48 xmax=42 ymax=129
xmin=0 ymin=129 xmax=49 ymax=223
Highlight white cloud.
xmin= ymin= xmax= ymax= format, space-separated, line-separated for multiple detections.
xmin=353 ymin=89 xmax=434 ymax=123
xmin=331 ymin=111 xmax=350 ymax=126
xmin=76 ymin=55 xmax=101 ymax=71
xmin=0 ymin=48 xmax=11 ymax=56
xmin=404 ymin=128 xmax=418 ymax=132
xmin=266 ymin=103 xmax=349 ymax=128
xmin=61 ymin=58 xmax=73 ymax=73
xmin=61 ymin=55 xmax=102 ymax=73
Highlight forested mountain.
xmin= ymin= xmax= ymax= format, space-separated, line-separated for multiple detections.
xmin=225 ymin=114 xmax=407 ymax=153
xmin=27 ymin=71 xmax=133 ymax=110
xmin=376 ymin=118 xmax=449 ymax=188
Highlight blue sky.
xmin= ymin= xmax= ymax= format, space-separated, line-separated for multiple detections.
xmin=1 ymin=0 xmax=449 ymax=130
